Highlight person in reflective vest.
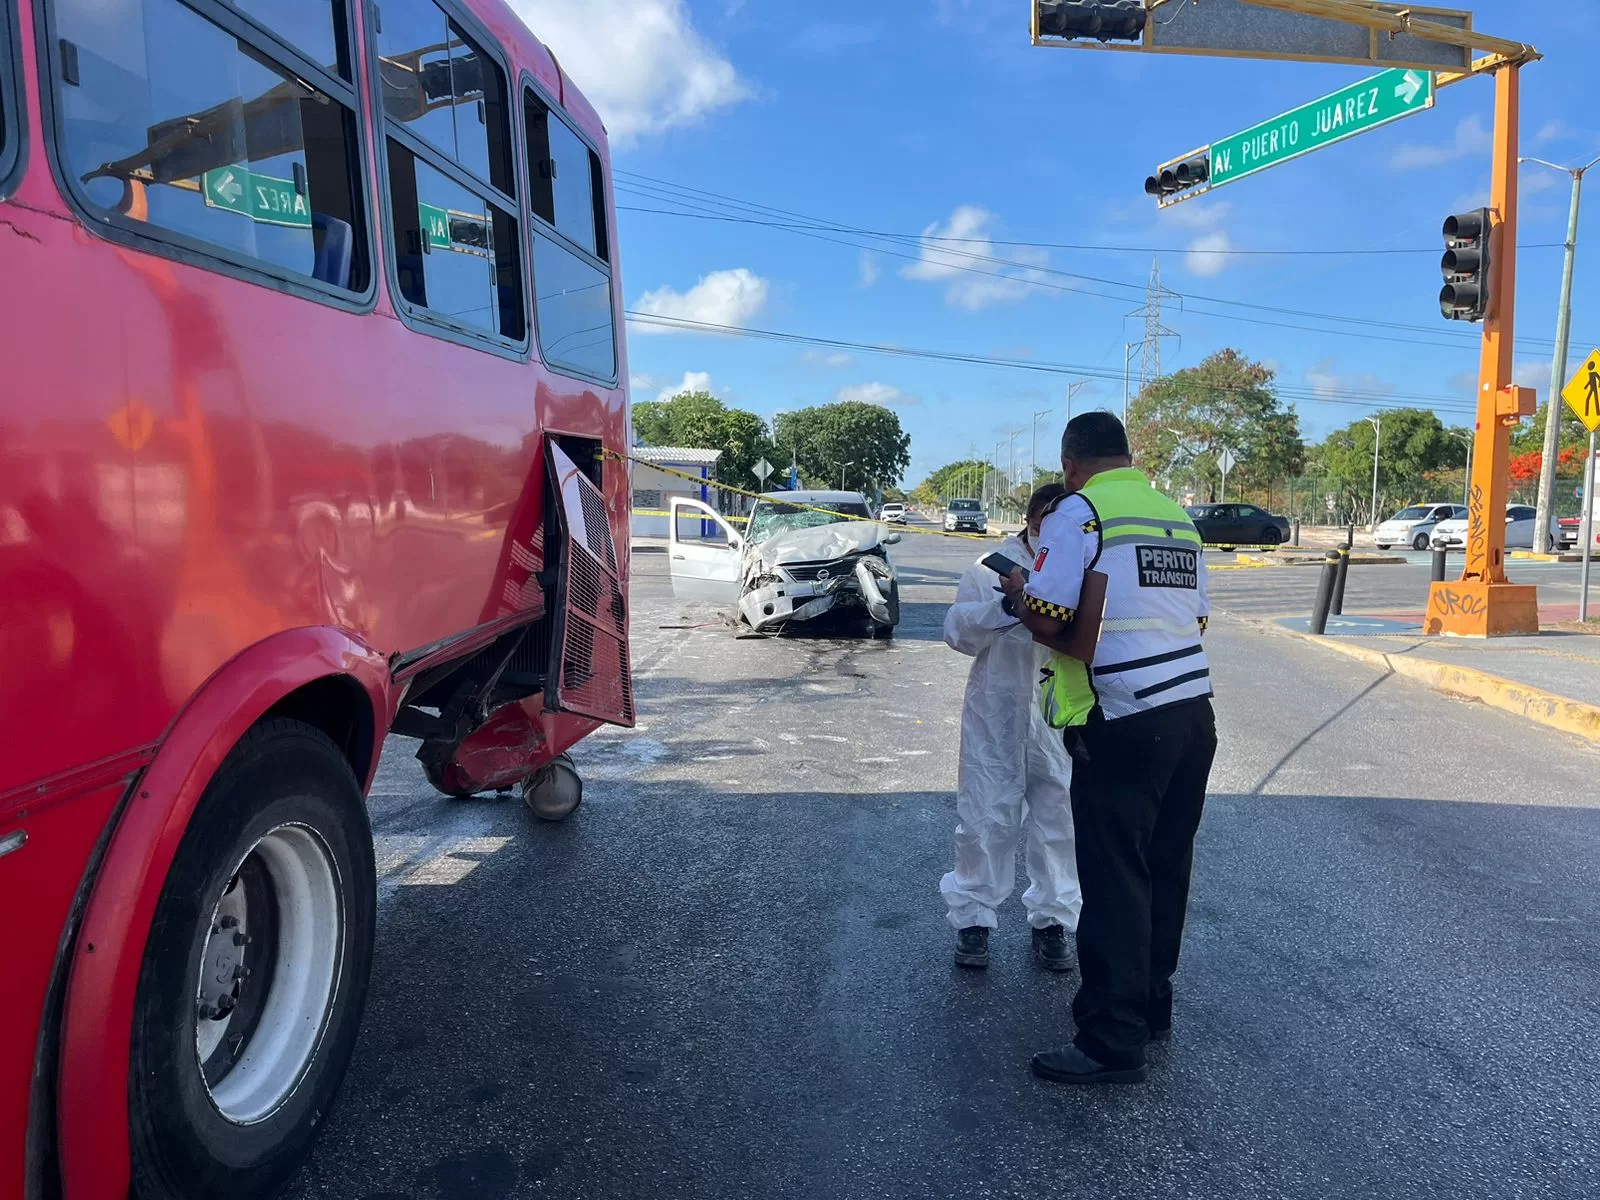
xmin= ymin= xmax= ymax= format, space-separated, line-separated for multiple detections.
xmin=999 ymin=411 xmax=1217 ymax=1086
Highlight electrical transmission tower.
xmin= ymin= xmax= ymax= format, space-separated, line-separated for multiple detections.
xmin=1130 ymin=258 xmax=1181 ymax=393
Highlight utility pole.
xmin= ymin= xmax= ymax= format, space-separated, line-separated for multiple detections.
xmin=1365 ymin=415 xmax=1382 ymax=530
xmin=1448 ymin=429 xmax=1473 ymax=511
xmin=1521 ymin=153 xmax=1599 ymax=556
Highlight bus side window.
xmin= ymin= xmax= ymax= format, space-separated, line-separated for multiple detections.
xmin=375 ymin=0 xmax=525 ymax=345
xmin=525 ymin=88 xmax=615 ymax=382
xmin=0 ymin=0 xmax=18 ymax=195
xmin=48 ymin=0 xmax=370 ymax=294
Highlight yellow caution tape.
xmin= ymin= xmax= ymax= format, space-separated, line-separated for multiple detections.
xmin=607 ymin=448 xmax=998 ymax=542
xmin=612 ymin=449 xmax=1291 ymax=551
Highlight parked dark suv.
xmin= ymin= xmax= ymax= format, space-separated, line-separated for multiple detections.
xmin=1185 ymin=503 xmax=1291 ymax=546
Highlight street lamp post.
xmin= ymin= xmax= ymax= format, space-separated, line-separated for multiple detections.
xmin=840 ymin=461 xmax=855 ymax=491
xmin=1520 ymin=153 xmax=1600 ymax=557
xmin=1065 ymin=378 xmax=1090 ymax=426
xmin=1365 ymin=415 xmax=1382 ymax=531
xmin=1031 ymin=408 xmax=1054 ymax=487
xmin=1123 ymin=341 xmax=1145 ymax=427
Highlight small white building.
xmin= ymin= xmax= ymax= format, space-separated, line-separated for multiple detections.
xmin=630 ymin=446 xmax=723 ymax=539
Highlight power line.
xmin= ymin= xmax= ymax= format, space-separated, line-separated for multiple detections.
xmin=619 ymin=182 xmax=1494 ymax=354
xmin=617 ymin=204 xmax=1566 ymax=259
xmin=623 ymin=311 xmax=1480 ymax=416
xmin=615 ymin=170 xmax=1588 ymax=353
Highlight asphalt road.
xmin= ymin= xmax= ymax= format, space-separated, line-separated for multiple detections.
xmin=284 ymin=522 xmax=1600 ymax=1200
xmin=1209 ymin=551 xmax=1592 ymax=619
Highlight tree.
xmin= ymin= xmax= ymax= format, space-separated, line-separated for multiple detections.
xmin=1511 ymin=402 xmax=1589 ymax=457
xmin=912 ymin=459 xmax=991 ymax=509
xmin=774 ymin=401 xmax=912 ymax=493
xmin=1315 ymin=408 xmax=1462 ymax=523
xmin=1125 ymin=349 xmax=1304 ymax=502
xmin=632 ymin=390 xmax=775 ymax=490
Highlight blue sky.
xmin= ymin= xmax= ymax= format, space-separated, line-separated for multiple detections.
xmin=522 ymin=1 xmax=1600 ymax=486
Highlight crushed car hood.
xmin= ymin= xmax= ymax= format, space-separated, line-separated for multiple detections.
xmin=747 ymin=523 xmax=886 ymax=567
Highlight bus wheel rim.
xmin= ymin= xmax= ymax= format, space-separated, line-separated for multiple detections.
xmin=193 ymin=823 xmax=344 ymax=1125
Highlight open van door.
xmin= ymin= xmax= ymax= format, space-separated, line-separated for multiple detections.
xmin=668 ymin=498 xmax=743 ymax=606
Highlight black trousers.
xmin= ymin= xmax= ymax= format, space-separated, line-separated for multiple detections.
xmin=1066 ymin=698 xmax=1217 ymax=1068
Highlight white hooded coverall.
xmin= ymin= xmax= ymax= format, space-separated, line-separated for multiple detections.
xmin=940 ymin=537 xmax=1083 ymax=931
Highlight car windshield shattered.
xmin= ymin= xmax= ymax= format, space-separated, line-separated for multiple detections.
xmin=747 ymin=500 xmax=872 ymax=546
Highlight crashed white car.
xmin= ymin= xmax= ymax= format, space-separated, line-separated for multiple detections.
xmin=668 ymin=492 xmax=902 ymax=635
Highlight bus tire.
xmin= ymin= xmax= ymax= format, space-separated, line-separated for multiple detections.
xmin=128 ymin=718 xmax=376 ymax=1200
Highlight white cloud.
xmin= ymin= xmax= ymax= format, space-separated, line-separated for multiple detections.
xmin=900 ymin=206 xmax=1050 ymax=311
xmin=1160 ymin=200 xmax=1234 ymax=278
xmin=629 ymin=372 xmax=657 ymax=393
xmin=801 ymin=349 xmax=855 ymax=369
xmin=836 ymin=382 xmax=919 ymax=408
xmin=1521 ymin=170 xmax=1561 ymax=195
xmin=510 ymin=0 xmax=750 ymax=145
xmin=1388 ymin=115 xmax=1493 ymax=170
xmin=859 ymin=251 xmax=880 ymax=288
xmin=1161 ymin=199 xmax=1230 ymax=230
xmin=1514 ymin=361 xmax=1550 ymax=390
xmin=1536 ymin=119 xmax=1572 ymax=146
xmin=792 ymin=22 xmax=882 ymax=53
xmin=630 ymin=268 xmax=769 ymax=333
xmin=1185 ymin=232 xmax=1233 ymax=278
xmin=655 ymin=370 xmax=717 ymax=402
xmin=1305 ymin=359 xmax=1395 ymax=401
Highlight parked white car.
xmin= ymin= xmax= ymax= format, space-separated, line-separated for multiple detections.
xmin=667 ymin=492 xmax=901 ymax=635
xmin=1374 ymin=503 xmax=1467 ymax=550
xmin=1430 ymin=504 xmax=1549 ymax=552
xmin=879 ymin=502 xmax=908 ymax=524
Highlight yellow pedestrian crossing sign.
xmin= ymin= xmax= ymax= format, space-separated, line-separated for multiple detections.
xmin=1563 ymin=349 xmax=1600 ymax=433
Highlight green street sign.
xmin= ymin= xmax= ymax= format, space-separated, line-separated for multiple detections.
xmin=418 ymin=201 xmax=452 ymax=250
xmin=202 ymin=165 xmax=312 ymax=228
xmin=1210 ymin=67 xmax=1434 ymax=189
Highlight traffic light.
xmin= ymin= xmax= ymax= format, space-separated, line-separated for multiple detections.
xmin=1036 ymin=1 xmax=1149 ymax=42
xmin=1440 ymin=207 xmax=1492 ymax=322
xmin=1145 ymin=152 xmax=1210 ymax=204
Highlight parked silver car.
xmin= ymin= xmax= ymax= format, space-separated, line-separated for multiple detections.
xmin=1374 ymin=503 xmax=1466 ymax=550
xmin=1430 ymin=505 xmax=1548 ymax=552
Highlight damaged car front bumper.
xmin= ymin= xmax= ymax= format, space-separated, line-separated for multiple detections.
xmin=737 ymin=554 xmax=896 ymax=632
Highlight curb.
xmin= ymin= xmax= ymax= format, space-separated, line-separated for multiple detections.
xmin=1250 ymin=619 xmax=1600 ymax=747
xmin=1234 ymin=552 xmax=1405 ymax=567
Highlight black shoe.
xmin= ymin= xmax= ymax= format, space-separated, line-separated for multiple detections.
xmin=1031 ymin=924 xmax=1076 ymax=973
xmin=954 ymin=926 xmax=990 ymax=968
xmin=1031 ymin=1046 xmax=1148 ymax=1085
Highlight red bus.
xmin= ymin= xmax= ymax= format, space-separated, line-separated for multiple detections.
xmin=0 ymin=1 xmax=634 ymax=1196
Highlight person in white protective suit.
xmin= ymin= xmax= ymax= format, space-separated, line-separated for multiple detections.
xmin=940 ymin=483 xmax=1082 ymax=971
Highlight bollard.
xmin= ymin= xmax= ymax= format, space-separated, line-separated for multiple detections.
xmin=1431 ymin=548 xmax=1448 ymax=582
xmin=1331 ymin=545 xmax=1351 ymax=616
xmin=1346 ymin=521 xmax=1356 ymax=550
xmin=1310 ymin=550 xmax=1340 ymax=635
xmin=1291 ymin=518 xmax=1302 ymax=547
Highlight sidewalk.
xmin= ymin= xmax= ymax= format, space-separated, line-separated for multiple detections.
xmin=1262 ymin=613 xmax=1600 ymax=746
